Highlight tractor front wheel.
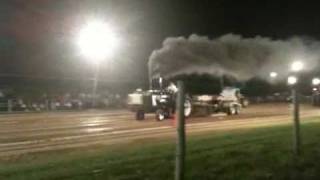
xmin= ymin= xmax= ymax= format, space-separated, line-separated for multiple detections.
xmin=156 ymin=109 xmax=167 ymax=121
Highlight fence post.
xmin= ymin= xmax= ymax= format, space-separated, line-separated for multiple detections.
xmin=45 ymin=99 xmax=49 ymax=111
xmin=8 ymin=99 xmax=12 ymax=113
xmin=292 ymin=88 xmax=301 ymax=155
xmin=175 ymin=81 xmax=186 ymax=180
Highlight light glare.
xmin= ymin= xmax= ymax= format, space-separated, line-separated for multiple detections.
xmin=291 ymin=61 xmax=304 ymax=72
xmin=77 ymin=20 xmax=118 ymax=62
xmin=269 ymin=72 xmax=278 ymax=78
xmin=288 ymin=76 xmax=298 ymax=85
xmin=312 ymin=78 xmax=320 ymax=86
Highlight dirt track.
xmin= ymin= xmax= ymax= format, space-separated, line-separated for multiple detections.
xmin=0 ymin=103 xmax=320 ymax=156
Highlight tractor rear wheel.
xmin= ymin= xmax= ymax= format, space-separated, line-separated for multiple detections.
xmin=227 ymin=106 xmax=236 ymax=115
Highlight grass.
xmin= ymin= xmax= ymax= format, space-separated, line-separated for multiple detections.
xmin=2 ymin=118 xmax=320 ymax=179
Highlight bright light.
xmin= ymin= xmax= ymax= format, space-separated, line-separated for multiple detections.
xmin=290 ymin=61 xmax=304 ymax=72
xmin=159 ymin=77 xmax=163 ymax=84
xmin=269 ymin=72 xmax=278 ymax=78
xmin=313 ymin=88 xmax=318 ymax=91
xmin=288 ymin=76 xmax=298 ymax=85
xmin=77 ymin=20 xmax=119 ymax=63
xmin=312 ymin=78 xmax=320 ymax=86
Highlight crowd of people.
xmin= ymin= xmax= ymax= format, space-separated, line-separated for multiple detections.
xmin=0 ymin=91 xmax=126 ymax=112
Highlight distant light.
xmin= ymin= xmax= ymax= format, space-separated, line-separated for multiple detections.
xmin=269 ymin=72 xmax=278 ymax=78
xmin=312 ymin=78 xmax=320 ymax=86
xmin=288 ymin=76 xmax=298 ymax=85
xmin=159 ymin=77 xmax=163 ymax=84
xmin=77 ymin=20 xmax=119 ymax=63
xmin=313 ymin=87 xmax=317 ymax=91
xmin=290 ymin=61 xmax=304 ymax=72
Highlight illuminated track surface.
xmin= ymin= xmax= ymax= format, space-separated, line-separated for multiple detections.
xmin=0 ymin=103 xmax=320 ymax=156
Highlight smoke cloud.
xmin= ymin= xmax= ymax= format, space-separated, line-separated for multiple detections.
xmin=148 ymin=34 xmax=320 ymax=80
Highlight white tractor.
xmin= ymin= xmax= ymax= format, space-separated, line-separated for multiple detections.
xmin=127 ymin=78 xmax=248 ymax=121
xmin=127 ymin=83 xmax=192 ymax=121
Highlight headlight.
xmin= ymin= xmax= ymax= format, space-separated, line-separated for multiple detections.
xmin=160 ymin=98 xmax=167 ymax=103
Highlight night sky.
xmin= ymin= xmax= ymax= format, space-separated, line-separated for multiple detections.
xmin=1 ymin=0 xmax=320 ymax=85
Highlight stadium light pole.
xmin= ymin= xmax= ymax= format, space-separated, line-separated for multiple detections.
xmin=291 ymin=61 xmax=304 ymax=72
xmin=269 ymin=72 xmax=278 ymax=79
xmin=288 ymin=76 xmax=297 ymax=85
xmin=269 ymin=72 xmax=278 ymax=94
xmin=312 ymin=77 xmax=320 ymax=86
xmin=77 ymin=20 xmax=119 ymax=107
xmin=289 ymin=60 xmax=304 ymax=155
xmin=312 ymin=78 xmax=320 ymax=106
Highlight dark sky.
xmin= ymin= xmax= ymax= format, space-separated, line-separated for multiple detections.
xmin=1 ymin=0 xmax=320 ymax=84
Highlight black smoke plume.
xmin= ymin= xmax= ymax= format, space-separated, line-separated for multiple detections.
xmin=149 ymin=34 xmax=320 ymax=80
